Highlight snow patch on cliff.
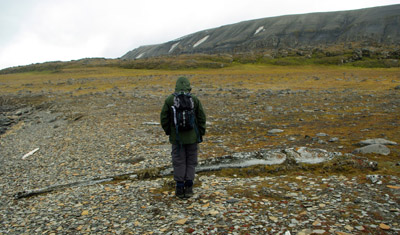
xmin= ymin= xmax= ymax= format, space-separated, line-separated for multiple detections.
xmin=193 ymin=35 xmax=209 ymax=48
xmin=254 ymin=26 xmax=265 ymax=35
xmin=136 ymin=53 xmax=145 ymax=59
xmin=169 ymin=42 xmax=180 ymax=53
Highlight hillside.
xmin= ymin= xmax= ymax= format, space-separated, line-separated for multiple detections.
xmin=122 ymin=4 xmax=400 ymax=60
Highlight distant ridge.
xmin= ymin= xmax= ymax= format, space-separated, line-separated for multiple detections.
xmin=121 ymin=4 xmax=400 ymax=60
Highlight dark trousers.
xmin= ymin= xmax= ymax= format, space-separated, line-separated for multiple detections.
xmin=171 ymin=143 xmax=198 ymax=182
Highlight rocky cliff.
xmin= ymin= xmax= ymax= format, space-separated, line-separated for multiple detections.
xmin=121 ymin=4 xmax=400 ymax=60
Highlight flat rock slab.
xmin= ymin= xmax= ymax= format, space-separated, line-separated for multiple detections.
xmin=353 ymin=144 xmax=390 ymax=156
xmin=358 ymin=138 xmax=397 ymax=146
xmin=268 ymin=129 xmax=284 ymax=134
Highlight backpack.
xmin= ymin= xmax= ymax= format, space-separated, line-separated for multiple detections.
xmin=171 ymin=92 xmax=195 ymax=131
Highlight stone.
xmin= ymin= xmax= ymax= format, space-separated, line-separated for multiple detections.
xmin=313 ymin=230 xmax=326 ymax=234
xmin=316 ymin=133 xmax=328 ymax=137
xmin=352 ymin=144 xmax=390 ymax=155
xmin=344 ymin=225 xmax=354 ymax=231
xmin=142 ymin=122 xmax=160 ymax=125
xmin=226 ymin=198 xmax=239 ymax=204
xmin=175 ymin=218 xmax=188 ymax=225
xmin=298 ymin=229 xmax=313 ymax=235
xmin=379 ymin=223 xmax=390 ymax=230
xmin=355 ymin=226 xmax=365 ymax=231
xmin=329 ymin=137 xmax=339 ymax=142
xmin=268 ymin=129 xmax=284 ymax=134
xmin=312 ymin=220 xmax=321 ymax=226
xmin=336 ymin=232 xmax=352 ymax=235
xmin=269 ymin=216 xmax=278 ymax=223
xmin=0 ymin=117 xmax=12 ymax=126
xmin=206 ymin=210 xmax=219 ymax=216
xmin=366 ymin=175 xmax=382 ymax=184
xmin=358 ymin=138 xmax=397 ymax=146
xmin=387 ymin=185 xmax=400 ymax=189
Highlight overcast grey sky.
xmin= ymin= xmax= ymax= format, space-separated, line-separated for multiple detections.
xmin=0 ymin=0 xmax=399 ymax=69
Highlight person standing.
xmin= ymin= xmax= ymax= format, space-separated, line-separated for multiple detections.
xmin=160 ymin=77 xmax=206 ymax=199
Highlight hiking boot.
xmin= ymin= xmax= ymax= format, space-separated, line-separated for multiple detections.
xmin=175 ymin=186 xmax=185 ymax=199
xmin=184 ymin=186 xmax=193 ymax=198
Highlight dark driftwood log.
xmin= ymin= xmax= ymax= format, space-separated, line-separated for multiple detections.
xmin=14 ymin=178 xmax=114 ymax=199
xmin=14 ymin=168 xmax=174 ymax=199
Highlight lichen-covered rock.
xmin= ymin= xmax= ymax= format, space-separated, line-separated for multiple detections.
xmin=353 ymin=144 xmax=391 ymax=156
xmin=358 ymin=138 xmax=397 ymax=146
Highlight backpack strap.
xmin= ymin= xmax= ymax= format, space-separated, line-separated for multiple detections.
xmin=192 ymin=114 xmax=202 ymax=143
xmin=171 ymin=105 xmax=182 ymax=145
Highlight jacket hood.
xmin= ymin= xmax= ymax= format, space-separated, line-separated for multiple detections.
xmin=175 ymin=77 xmax=191 ymax=93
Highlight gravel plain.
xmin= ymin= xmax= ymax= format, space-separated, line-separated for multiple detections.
xmin=1 ymin=78 xmax=400 ymax=234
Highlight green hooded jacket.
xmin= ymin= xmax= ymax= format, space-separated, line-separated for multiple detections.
xmin=160 ymin=77 xmax=206 ymax=144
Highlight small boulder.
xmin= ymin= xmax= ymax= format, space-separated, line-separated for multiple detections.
xmin=329 ymin=137 xmax=339 ymax=142
xmin=316 ymin=133 xmax=328 ymax=137
xmin=366 ymin=174 xmax=382 ymax=184
xmin=353 ymin=144 xmax=390 ymax=156
xmin=0 ymin=116 xmax=12 ymax=126
xmin=358 ymin=138 xmax=397 ymax=146
xmin=268 ymin=129 xmax=284 ymax=134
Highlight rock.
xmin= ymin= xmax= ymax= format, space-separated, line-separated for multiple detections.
xmin=263 ymin=54 xmax=274 ymax=59
xmin=353 ymin=49 xmax=363 ymax=60
xmin=352 ymin=144 xmax=390 ymax=155
xmin=268 ymin=129 xmax=284 ymax=134
xmin=175 ymin=218 xmax=188 ymax=225
xmin=226 ymin=198 xmax=239 ymax=204
xmin=142 ymin=122 xmax=160 ymax=125
xmin=206 ymin=210 xmax=219 ymax=216
xmin=366 ymin=175 xmax=382 ymax=184
xmin=394 ymin=85 xmax=400 ymax=90
xmin=316 ymin=133 xmax=328 ymax=137
xmin=0 ymin=116 xmax=12 ymax=126
xmin=312 ymin=220 xmax=322 ymax=226
xmin=298 ymin=229 xmax=313 ymax=235
xmin=344 ymin=225 xmax=354 ymax=231
xmin=355 ymin=226 xmax=365 ymax=231
xmin=329 ymin=137 xmax=339 ymax=142
xmin=379 ymin=223 xmax=390 ymax=230
xmin=269 ymin=216 xmax=278 ymax=223
xmin=313 ymin=230 xmax=326 ymax=234
xmin=336 ymin=232 xmax=353 ymax=235
xmin=358 ymin=138 xmax=397 ymax=146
